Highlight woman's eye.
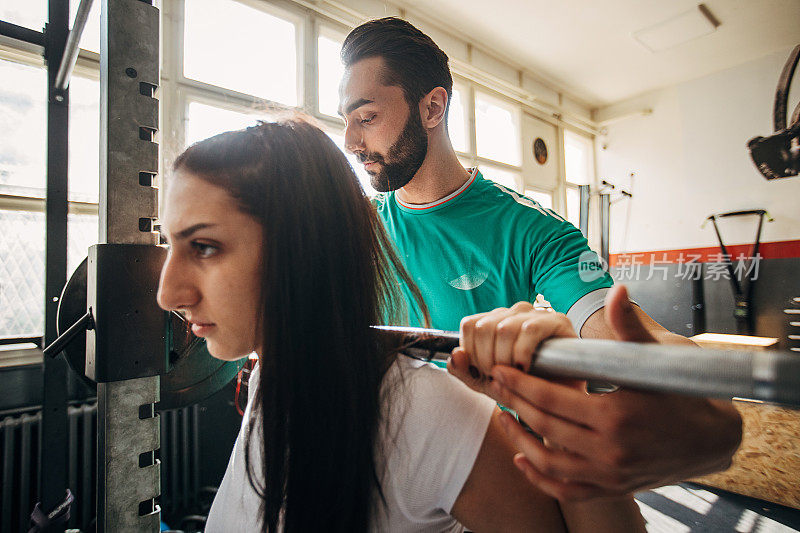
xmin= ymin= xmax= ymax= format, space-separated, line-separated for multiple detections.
xmin=191 ymin=241 xmax=218 ymax=258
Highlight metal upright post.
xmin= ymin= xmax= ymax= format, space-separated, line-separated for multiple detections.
xmin=41 ymin=0 xmax=71 ymax=524
xmin=578 ymin=184 xmax=590 ymax=238
xmin=599 ymin=193 xmax=610 ymax=266
xmin=96 ymin=0 xmax=161 ymax=530
xmin=692 ymin=274 xmax=706 ymax=335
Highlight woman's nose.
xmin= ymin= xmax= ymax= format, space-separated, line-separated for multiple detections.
xmin=156 ymin=253 xmax=198 ymax=311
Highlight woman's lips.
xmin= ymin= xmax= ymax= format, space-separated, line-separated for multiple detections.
xmin=190 ymin=322 xmax=215 ymax=337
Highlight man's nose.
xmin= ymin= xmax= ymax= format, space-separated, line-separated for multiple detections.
xmin=344 ymin=122 xmax=364 ymax=155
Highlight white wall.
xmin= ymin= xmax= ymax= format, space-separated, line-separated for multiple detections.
xmin=596 ymin=46 xmax=800 ymax=254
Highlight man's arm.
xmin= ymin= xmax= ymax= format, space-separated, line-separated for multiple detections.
xmin=449 ymin=285 xmax=743 ymax=501
xmin=578 ymin=288 xmax=694 ymax=346
xmin=451 ymin=408 xmax=646 ymax=533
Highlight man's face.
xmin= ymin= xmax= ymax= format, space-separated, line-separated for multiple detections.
xmin=339 ymin=57 xmax=428 ymax=192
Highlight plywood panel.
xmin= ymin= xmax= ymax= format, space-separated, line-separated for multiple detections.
xmin=690 ymin=336 xmax=800 ymax=509
xmin=692 ymin=400 xmax=800 ymax=509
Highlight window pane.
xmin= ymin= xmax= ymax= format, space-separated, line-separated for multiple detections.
xmin=0 ymin=2 xmax=99 ymax=52
xmin=185 ymin=102 xmax=262 ymax=147
xmin=475 ymin=92 xmax=521 ymax=166
xmin=184 ymin=0 xmax=298 ymax=105
xmin=0 ymin=2 xmax=46 ymax=33
xmin=564 ymin=130 xmax=594 ymax=185
xmin=524 ymin=188 xmax=553 ymax=210
xmin=69 ymin=0 xmax=101 ymax=54
xmin=0 ymin=61 xmax=97 ymax=201
xmin=0 ymin=210 xmax=44 ymax=337
xmin=318 ymin=33 xmax=344 ymax=118
xmin=481 ymin=164 xmax=520 ymax=192
xmin=69 ymin=76 xmax=100 ymax=203
xmin=0 ymin=211 xmax=98 ymax=338
xmin=326 ymin=132 xmax=376 ymax=197
xmin=0 ymin=60 xmax=46 ymax=196
xmin=566 ymin=186 xmax=580 ymax=228
xmin=68 ymin=213 xmax=99 ymax=276
xmin=449 ymin=87 xmax=467 ymax=153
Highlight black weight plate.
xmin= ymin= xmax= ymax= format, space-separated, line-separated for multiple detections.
xmin=57 ymin=258 xmax=96 ymax=392
xmin=160 ymin=311 xmax=245 ymax=410
xmin=57 ymin=257 xmax=245 ymax=410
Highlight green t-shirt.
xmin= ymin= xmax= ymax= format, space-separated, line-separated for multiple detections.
xmin=375 ymin=170 xmax=614 ymax=331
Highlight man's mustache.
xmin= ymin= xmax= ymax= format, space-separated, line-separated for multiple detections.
xmin=357 ymin=152 xmax=385 ymax=164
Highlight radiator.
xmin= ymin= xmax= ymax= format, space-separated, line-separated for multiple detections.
xmin=0 ymin=402 xmax=201 ymax=533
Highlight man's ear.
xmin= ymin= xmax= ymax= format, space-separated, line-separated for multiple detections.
xmin=419 ymin=87 xmax=448 ymax=129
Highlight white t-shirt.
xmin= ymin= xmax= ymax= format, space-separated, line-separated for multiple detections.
xmin=205 ymin=356 xmax=496 ymax=532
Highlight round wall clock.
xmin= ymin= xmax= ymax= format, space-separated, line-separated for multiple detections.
xmin=533 ymin=137 xmax=548 ymax=165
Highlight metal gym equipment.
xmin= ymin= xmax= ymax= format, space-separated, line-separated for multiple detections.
xmin=376 ymin=326 xmax=800 ymax=407
xmin=1 ymin=1 xmax=242 ymax=530
xmin=577 ymin=180 xmax=631 ymax=266
xmin=748 ymin=44 xmax=800 ymax=180
xmin=702 ymin=209 xmax=774 ymax=336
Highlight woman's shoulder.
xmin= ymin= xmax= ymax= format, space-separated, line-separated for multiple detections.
xmin=374 ymin=356 xmax=496 ymax=529
xmin=381 ymin=356 xmax=495 ymax=430
xmin=384 ymin=356 xmax=475 ymax=398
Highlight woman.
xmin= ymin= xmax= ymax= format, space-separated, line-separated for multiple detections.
xmin=157 ymin=118 xmax=645 ymax=532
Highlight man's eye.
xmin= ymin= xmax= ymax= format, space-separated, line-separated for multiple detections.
xmin=191 ymin=242 xmax=218 ymax=258
xmin=361 ymin=115 xmax=375 ymax=124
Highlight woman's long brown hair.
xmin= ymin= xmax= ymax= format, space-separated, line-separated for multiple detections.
xmin=173 ymin=118 xmax=428 ymax=531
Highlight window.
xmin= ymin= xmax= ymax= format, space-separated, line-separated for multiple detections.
xmin=480 ymin=164 xmax=521 ymax=192
xmin=69 ymin=0 xmax=100 ymax=54
xmin=0 ymin=211 xmax=97 ymax=338
xmin=564 ymin=130 xmax=593 ymax=186
xmin=524 ymin=188 xmax=553 ymax=210
xmin=0 ymin=2 xmax=46 ymax=33
xmin=317 ymin=30 xmax=345 ymax=118
xmin=0 ymin=59 xmax=100 ymax=338
xmin=69 ymin=75 xmax=100 ymax=202
xmin=449 ymin=85 xmax=468 ymax=153
xmin=327 ymin=132 xmax=376 ymax=197
xmin=183 ymin=0 xmax=299 ymax=105
xmin=565 ymin=185 xmax=580 ymax=228
xmin=564 ymin=130 xmax=593 ymax=229
xmin=185 ymin=101 xmax=263 ymax=147
xmin=1 ymin=1 xmax=100 ymax=54
xmin=0 ymin=60 xmax=46 ymax=194
xmin=0 ymin=1 xmax=596 ymax=346
xmin=475 ymin=91 xmax=521 ymax=166
xmin=0 ymin=210 xmax=45 ymax=337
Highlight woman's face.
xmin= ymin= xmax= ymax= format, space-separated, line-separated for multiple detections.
xmin=157 ymin=170 xmax=263 ymax=360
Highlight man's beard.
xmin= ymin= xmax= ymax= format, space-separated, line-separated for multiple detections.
xmin=359 ymin=108 xmax=428 ymax=192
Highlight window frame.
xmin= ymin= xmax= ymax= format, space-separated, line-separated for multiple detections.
xmin=523 ymin=186 xmax=555 ymax=210
xmin=473 ymin=87 xmax=523 ymax=168
xmin=316 ymin=23 xmax=348 ymax=120
xmin=449 ymin=80 xmax=471 ymax=155
xmin=0 ymin=0 xmax=599 ymax=348
xmin=178 ymin=0 xmax=306 ymax=109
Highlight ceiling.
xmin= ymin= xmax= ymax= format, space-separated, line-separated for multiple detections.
xmin=396 ymin=0 xmax=800 ymax=109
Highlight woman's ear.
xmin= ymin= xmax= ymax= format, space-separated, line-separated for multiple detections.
xmin=419 ymin=87 xmax=449 ymax=130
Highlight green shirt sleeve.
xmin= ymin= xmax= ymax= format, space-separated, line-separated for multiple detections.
xmin=530 ymin=222 xmax=614 ymax=314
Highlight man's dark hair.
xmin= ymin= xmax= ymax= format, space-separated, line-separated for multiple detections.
xmin=341 ymin=17 xmax=453 ymax=114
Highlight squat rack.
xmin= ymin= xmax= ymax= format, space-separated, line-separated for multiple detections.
xmin=1 ymin=1 xmax=162 ymax=530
